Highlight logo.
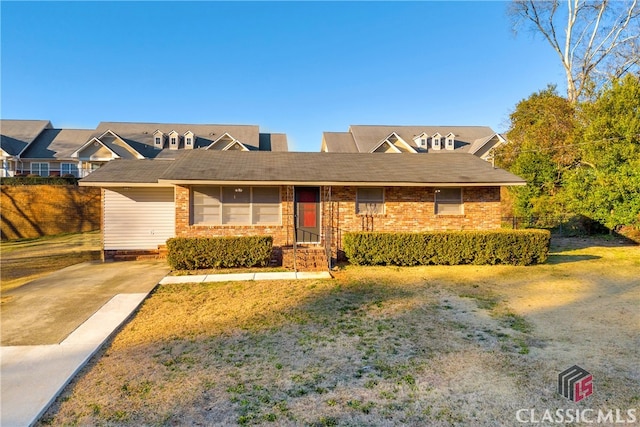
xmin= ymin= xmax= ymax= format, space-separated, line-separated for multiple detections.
xmin=558 ymin=365 xmax=593 ymax=402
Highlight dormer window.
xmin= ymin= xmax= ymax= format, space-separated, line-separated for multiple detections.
xmin=184 ymin=131 xmax=195 ymax=150
xmin=413 ymin=133 xmax=429 ymax=149
xmin=153 ymin=130 xmax=165 ymax=149
xmin=445 ymin=133 xmax=455 ymax=150
xmin=431 ymin=133 xmax=442 ymax=150
xmin=168 ymin=130 xmax=180 ymax=150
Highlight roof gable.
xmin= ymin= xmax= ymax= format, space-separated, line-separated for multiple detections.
xmin=206 ymin=132 xmax=249 ymax=151
xmin=370 ymin=132 xmax=417 ymax=153
xmin=0 ymin=119 xmax=53 ymax=156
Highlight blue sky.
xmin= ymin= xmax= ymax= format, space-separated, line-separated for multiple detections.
xmin=1 ymin=1 xmax=563 ymax=151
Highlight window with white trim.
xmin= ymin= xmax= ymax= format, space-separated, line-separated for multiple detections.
xmin=31 ymin=162 xmax=49 ymax=177
xmin=435 ymin=188 xmax=463 ymax=215
xmin=171 ymin=137 xmax=177 ymax=146
xmin=192 ymin=186 xmax=281 ymax=225
xmin=356 ymin=187 xmax=384 ymax=215
xmin=61 ymin=163 xmax=79 ymax=177
xmin=185 ymin=137 xmax=192 ymax=146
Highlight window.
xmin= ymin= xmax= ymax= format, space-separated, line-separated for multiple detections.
xmin=356 ymin=187 xmax=384 ymax=215
xmin=155 ymin=137 xmax=161 ymax=145
xmin=186 ymin=137 xmax=192 ymax=146
xmin=171 ymin=137 xmax=177 ymax=146
xmin=61 ymin=163 xmax=79 ymax=177
xmin=192 ymin=186 xmax=280 ymax=225
xmin=435 ymin=188 xmax=463 ymax=215
xmin=31 ymin=162 xmax=49 ymax=177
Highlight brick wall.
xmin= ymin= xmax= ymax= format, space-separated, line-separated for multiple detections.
xmin=1 ymin=185 xmax=101 ymax=240
xmin=174 ymin=184 xmax=501 ymax=250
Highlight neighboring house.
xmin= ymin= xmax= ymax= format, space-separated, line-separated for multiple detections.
xmin=0 ymin=120 xmax=53 ymax=177
xmin=80 ymin=150 xmax=526 ymax=269
xmin=0 ymin=120 xmax=288 ymax=177
xmin=321 ymin=125 xmax=507 ymax=161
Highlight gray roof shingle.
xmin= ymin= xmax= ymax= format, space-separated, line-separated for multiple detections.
xmin=323 ymin=125 xmax=502 ymax=154
xmin=81 ymin=151 xmax=525 ymax=186
xmin=95 ymin=122 xmax=288 ymax=153
xmin=80 ymin=159 xmax=176 ymax=184
xmin=0 ymin=120 xmax=52 ymax=156
xmin=21 ymin=129 xmax=96 ymax=159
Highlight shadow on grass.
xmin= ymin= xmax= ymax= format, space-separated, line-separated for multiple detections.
xmin=546 ymin=254 xmax=601 ymax=265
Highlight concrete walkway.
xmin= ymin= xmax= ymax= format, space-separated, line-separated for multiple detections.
xmin=159 ymin=270 xmax=332 ymax=285
xmin=1 ymin=267 xmax=331 ymax=427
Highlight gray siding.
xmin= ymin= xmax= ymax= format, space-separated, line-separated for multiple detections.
xmin=103 ymin=187 xmax=175 ymax=250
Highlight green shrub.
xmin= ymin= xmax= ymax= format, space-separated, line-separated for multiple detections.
xmin=0 ymin=176 xmax=78 ymax=185
xmin=343 ymin=230 xmax=550 ymax=266
xmin=166 ymin=236 xmax=273 ymax=270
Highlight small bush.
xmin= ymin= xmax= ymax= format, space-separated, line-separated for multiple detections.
xmin=343 ymin=230 xmax=550 ymax=266
xmin=166 ymin=236 xmax=273 ymax=270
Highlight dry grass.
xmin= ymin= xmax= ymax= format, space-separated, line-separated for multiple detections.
xmin=39 ymin=237 xmax=639 ymax=426
xmin=0 ymin=232 xmax=101 ymax=295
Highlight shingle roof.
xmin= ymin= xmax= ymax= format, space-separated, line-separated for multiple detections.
xmin=80 ymin=159 xmax=176 ymax=184
xmin=323 ymin=125 xmax=500 ymax=154
xmin=0 ymin=120 xmax=52 ymax=156
xmin=21 ymin=129 xmax=96 ymax=159
xmin=259 ymin=133 xmax=288 ymax=152
xmin=95 ymin=122 xmax=269 ymax=153
xmin=81 ymin=151 xmax=525 ymax=186
xmin=322 ymin=132 xmax=358 ymax=152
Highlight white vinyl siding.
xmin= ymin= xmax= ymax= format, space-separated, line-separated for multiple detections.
xmin=103 ymin=188 xmax=175 ymax=250
xmin=435 ymin=188 xmax=463 ymax=215
xmin=192 ymin=186 xmax=281 ymax=225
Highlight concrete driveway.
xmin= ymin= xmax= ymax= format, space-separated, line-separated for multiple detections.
xmin=1 ymin=259 xmax=169 ymax=427
xmin=1 ymin=260 xmax=170 ymax=346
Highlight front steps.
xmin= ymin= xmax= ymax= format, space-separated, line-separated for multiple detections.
xmin=282 ymin=246 xmax=329 ymax=271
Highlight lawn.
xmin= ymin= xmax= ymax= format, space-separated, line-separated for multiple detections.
xmin=39 ymin=237 xmax=639 ymax=426
xmin=0 ymin=232 xmax=101 ymax=295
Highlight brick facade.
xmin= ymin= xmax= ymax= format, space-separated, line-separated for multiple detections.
xmin=174 ymin=184 xmax=502 ymax=266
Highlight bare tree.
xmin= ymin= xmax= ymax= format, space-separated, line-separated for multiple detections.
xmin=510 ymin=0 xmax=640 ymax=102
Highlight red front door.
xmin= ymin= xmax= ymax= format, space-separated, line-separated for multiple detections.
xmin=295 ymin=187 xmax=320 ymax=243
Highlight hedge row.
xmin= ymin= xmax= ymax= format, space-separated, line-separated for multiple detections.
xmin=0 ymin=176 xmax=79 ymax=186
xmin=343 ymin=230 xmax=551 ymax=266
xmin=166 ymin=236 xmax=273 ymax=270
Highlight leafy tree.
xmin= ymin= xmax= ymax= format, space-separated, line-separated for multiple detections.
xmin=498 ymin=86 xmax=579 ymax=220
xmin=564 ymin=74 xmax=640 ymax=229
xmin=509 ymin=0 xmax=640 ymax=102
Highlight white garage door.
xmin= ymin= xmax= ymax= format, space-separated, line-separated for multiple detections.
xmin=103 ymin=187 xmax=175 ymax=250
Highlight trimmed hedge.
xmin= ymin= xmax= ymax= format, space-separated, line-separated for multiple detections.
xmin=166 ymin=236 xmax=273 ymax=270
xmin=0 ymin=176 xmax=79 ymax=185
xmin=343 ymin=230 xmax=551 ymax=266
